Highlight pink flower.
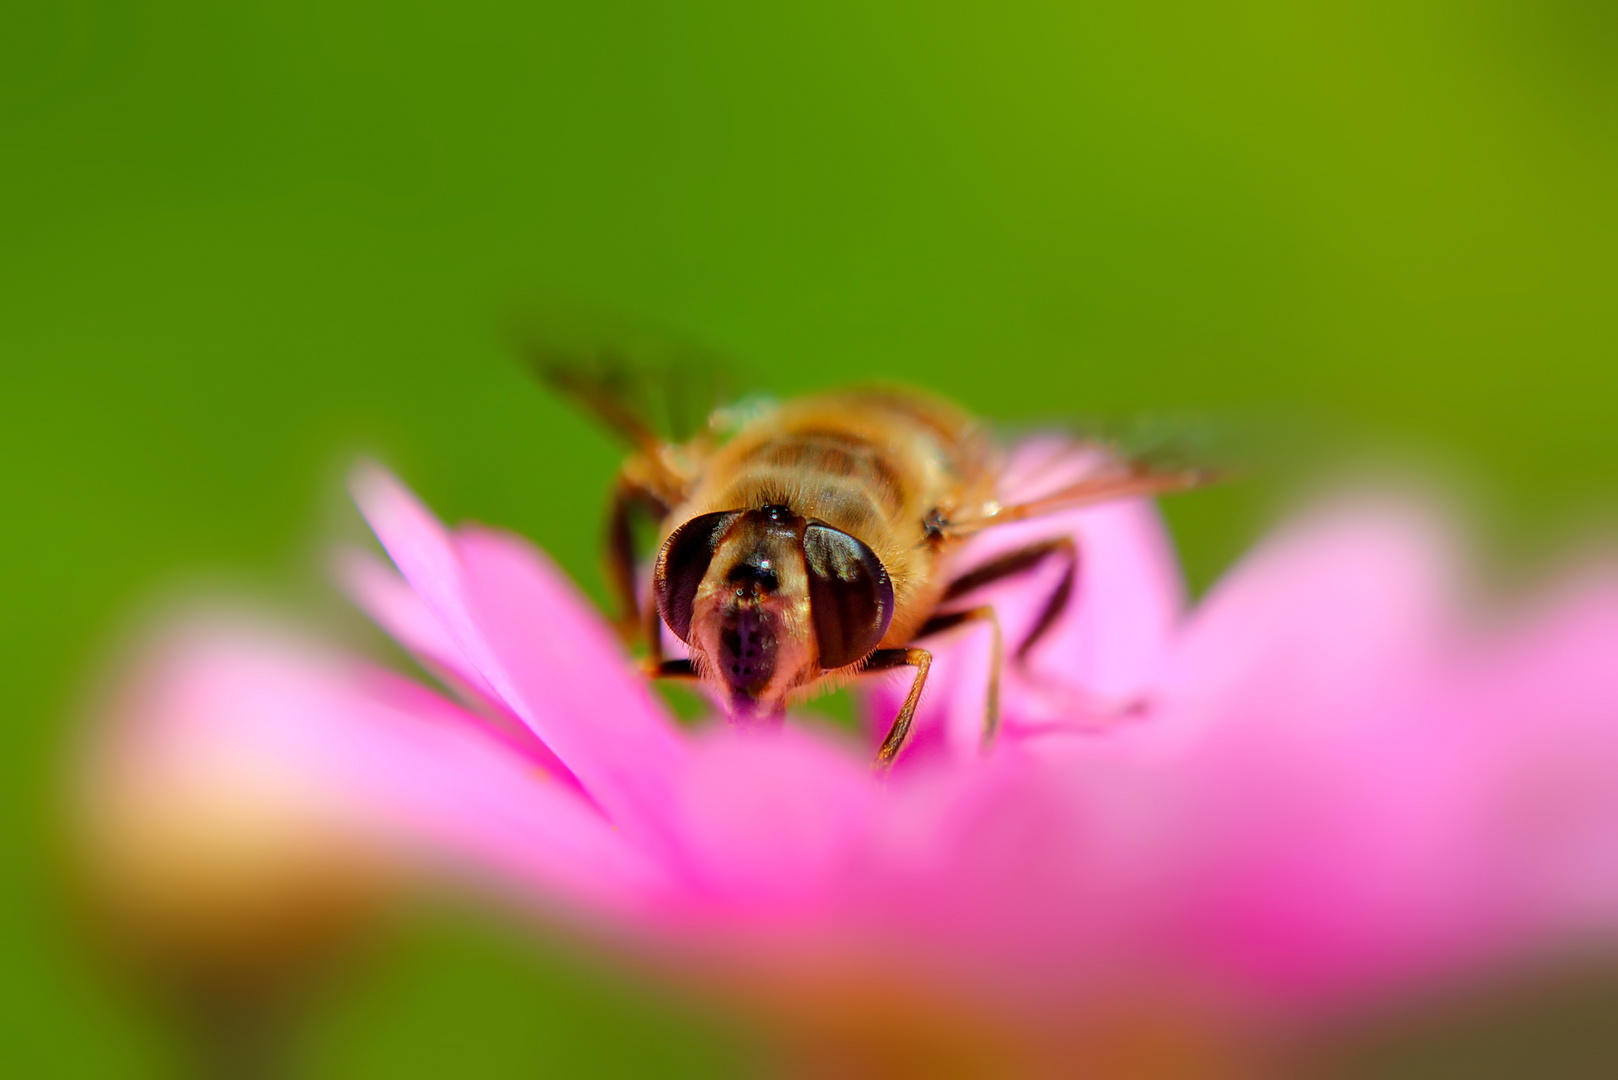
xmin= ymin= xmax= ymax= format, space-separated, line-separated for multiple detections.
xmin=83 ymin=444 xmax=1618 ymax=1067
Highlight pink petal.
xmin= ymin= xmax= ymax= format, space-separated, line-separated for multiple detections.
xmin=1443 ymin=572 xmax=1618 ymax=939
xmin=663 ymin=723 xmax=877 ymax=920
xmin=1082 ymin=502 xmax=1617 ymax=1009
xmin=1150 ymin=496 xmax=1457 ymax=753
xmin=348 ymin=463 xmax=686 ymax=848
xmin=333 ymin=545 xmax=505 ymax=708
xmin=89 ymin=618 xmax=667 ymax=920
xmin=1083 ymin=502 xmax=1477 ymax=1002
xmin=840 ymin=501 xmax=1618 ymax=1015
xmin=333 ymin=545 xmax=584 ymax=794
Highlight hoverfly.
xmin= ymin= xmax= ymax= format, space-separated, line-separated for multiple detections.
xmin=533 ymin=343 xmax=1209 ymax=770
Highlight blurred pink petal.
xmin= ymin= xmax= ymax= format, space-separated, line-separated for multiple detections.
xmin=1445 ymin=574 xmax=1618 ymax=936
xmin=332 ymin=466 xmax=1618 ymax=1018
xmin=1152 ymin=497 xmax=1456 ymax=752
xmin=85 ymin=451 xmax=1618 ymax=1056
xmin=666 ymin=725 xmax=877 ymax=918
xmin=86 ymin=618 xmax=670 ymax=920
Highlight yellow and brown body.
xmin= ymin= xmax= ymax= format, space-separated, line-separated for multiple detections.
xmin=668 ymin=389 xmax=1000 ymax=645
xmin=638 ymin=388 xmax=998 ymax=716
xmin=534 ymin=352 xmax=1205 ymax=763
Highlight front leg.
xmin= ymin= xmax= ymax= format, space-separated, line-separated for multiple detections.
xmin=604 ymin=475 xmax=670 ymax=651
xmin=650 ymin=658 xmax=699 ymax=680
xmin=865 ymin=648 xmax=933 ymax=772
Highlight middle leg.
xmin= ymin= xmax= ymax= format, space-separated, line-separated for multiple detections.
xmin=940 ymin=536 xmax=1078 ymax=662
xmin=912 ymin=606 xmax=1004 ymax=752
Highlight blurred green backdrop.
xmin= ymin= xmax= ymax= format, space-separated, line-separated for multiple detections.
xmin=4 ymin=0 xmax=1616 ymax=1074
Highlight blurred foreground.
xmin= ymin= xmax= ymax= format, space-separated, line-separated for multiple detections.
xmin=61 ymin=457 xmax=1618 ymax=1078
xmin=8 ymin=0 xmax=1618 ymax=1075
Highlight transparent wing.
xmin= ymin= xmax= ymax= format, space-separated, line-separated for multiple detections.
xmin=517 ymin=322 xmax=756 ymax=455
xmin=1003 ymin=410 xmax=1255 ymax=478
xmin=947 ymin=411 xmax=1264 ymax=536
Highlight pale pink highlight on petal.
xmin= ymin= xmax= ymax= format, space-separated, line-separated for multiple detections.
xmin=333 ymin=545 xmax=584 ymax=794
xmin=348 ymin=462 xmax=686 ymax=846
xmin=333 ymin=545 xmax=503 ymax=706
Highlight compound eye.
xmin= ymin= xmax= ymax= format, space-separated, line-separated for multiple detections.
xmin=654 ymin=511 xmax=740 ymax=642
xmin=803 ymin=521 xmax=894 ymax=669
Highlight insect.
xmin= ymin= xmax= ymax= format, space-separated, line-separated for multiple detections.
xmin=534 ymin=345 xmax=1208 ymax=770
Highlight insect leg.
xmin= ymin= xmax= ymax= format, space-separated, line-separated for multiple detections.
xmin=914 ymin=606 xmax=1004 ymax=752
xmin=864 ymin=648 xmax=933 ymax=772
xmin=604 ymin=476 xmax=670 ymax=647
xmin=649 ymin=659 xmax=699 ymax=680
xmin=941 ymin=537 xmax=1078 ymax=662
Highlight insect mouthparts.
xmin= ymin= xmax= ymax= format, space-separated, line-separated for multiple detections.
xmin=719 ymin=606 xmax=778 ymax=703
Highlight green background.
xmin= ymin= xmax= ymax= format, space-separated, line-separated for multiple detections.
xmin=5 ymin=0 xmax=1615 ymax=1074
